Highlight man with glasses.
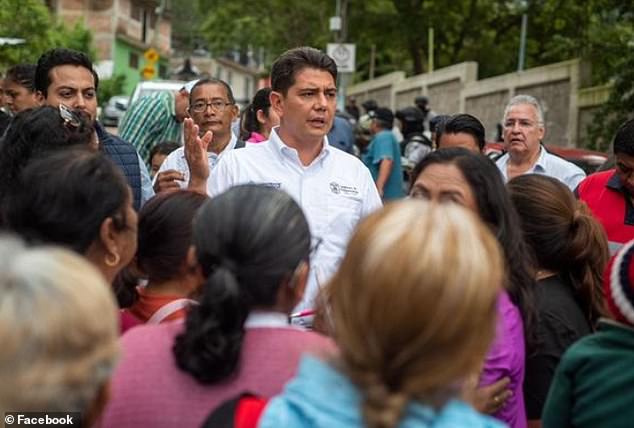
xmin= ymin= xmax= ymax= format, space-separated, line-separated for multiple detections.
xmin=154 ymin=78 xmax=243 ymax=193
xmin=577 ymin=119 xmax=634 ymax=253
xmin=495 ymin=94 xmax=585 ymax=190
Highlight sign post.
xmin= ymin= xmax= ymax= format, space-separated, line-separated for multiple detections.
xmin=327 ymin=43 xmax=356 ymax=110
xmin=142 ymin=48 xmax=160 ymax=80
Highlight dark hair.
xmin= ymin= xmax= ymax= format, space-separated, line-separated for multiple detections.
xmin=240 ymin=87 xmax=273 ymax=139
xmin=410 ymin=148 xmax=537 ymax=349
xmin=188 ymin=78 xmax=235 ymax=105
xmin=396 ymin=106 xmax=424 ymax=136
xmin=4 ymin=149 xmax=130 ymax=254
xmin=34 ymin=48 xmax=99 ymax=97
xmin=271 ymin=47 xmax=337 ymax=95
xmin=5 ymin=64 xmax=37 ymax=91
xmin=437 ymin=114 xmax=486 ymax=151
xmin=137 ymin=191 xmax=208 ymax=283
xmin=613 ymin=118 xmax=634 ymax=156
xmin=430 ymin=114 xmax=450 ymax=134
xmin=173 ymin=185 xmax=311 ymax=383
xmin=0 ymin=106 xmax=94 ymax=201
xmin=149 ymin=141 xmax=180 ymax=161
xmin=507 ymin=174 xmax=608 ymax=324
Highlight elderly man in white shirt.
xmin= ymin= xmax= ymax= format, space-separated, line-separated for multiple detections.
xmin=186 ymin=47 xmax=382 ymax=313
xmin=496 ymin=94 xmax=585 ymax=190
xmin=154 ymin=78 xmax=242 ymax=193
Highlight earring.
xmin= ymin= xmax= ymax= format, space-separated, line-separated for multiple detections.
xmin=105 ymin=252 xmax=121 ymax=267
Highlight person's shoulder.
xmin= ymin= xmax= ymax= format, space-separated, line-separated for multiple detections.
xmin=421 ymin=399 xmax=506 ymax=428
xmin=494 ymin=152 xmax=509 ymax=166
xmin=544 ymin=150 xmax=585 ymax=174
xmin=165 ymin=146 xmax=185 ymax=160
xmin=120 ymin=321 xmax=182 ymax=353
xmin=580 ymin=169 xmax=614 ymax=186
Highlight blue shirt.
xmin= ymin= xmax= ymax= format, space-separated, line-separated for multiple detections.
xmin=260 ymin=356 xmax=505 ymax=428
xmin=362 ymin=129 xmax=404 ymax=200
xmin=496 ymin=145 xmax=586 ymax=191
xmin=327 ymin=116 xmax=355 ymax=154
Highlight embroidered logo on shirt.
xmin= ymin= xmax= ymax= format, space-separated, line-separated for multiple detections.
xmin=254 ymin=182 xmax=281 ymax=189
xmin=329 ymin=182 xmax=359 ymax=196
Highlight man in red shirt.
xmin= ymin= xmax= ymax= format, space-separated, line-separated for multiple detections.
xmin=577 ymin=119 xmax=634 ymax=253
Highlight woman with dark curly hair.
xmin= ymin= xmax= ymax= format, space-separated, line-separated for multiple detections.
xmin=99 ymin=185 xmax=335 ymax=428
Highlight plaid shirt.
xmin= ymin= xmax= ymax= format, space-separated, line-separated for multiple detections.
xmin=119 ymin=91 xmax=182 ymax=164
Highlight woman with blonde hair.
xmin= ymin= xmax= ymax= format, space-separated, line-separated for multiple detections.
xmin=258 ymin=201 xmax=506 ymax=428
xmin=0 ymin=236 xmax=119 ymax=427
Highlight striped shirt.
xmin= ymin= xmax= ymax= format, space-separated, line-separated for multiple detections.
xmin=119 ymin=91 xmax=182 ymax=164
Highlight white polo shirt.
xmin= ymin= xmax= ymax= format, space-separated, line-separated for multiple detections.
xmin=210 ymin=127 xmax=382 ymax=310
xmin=156 ymin=133 xmax=238 ymax=189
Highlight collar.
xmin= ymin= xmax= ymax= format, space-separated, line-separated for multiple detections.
xmin=532 ymin=145 xmax=548 ymax=172
xmin=501 ymin=144 xmax=547 ymax=172
xmin=269 ymin=127 xmax=331 ymax=165
xmin=244 ymin=311 xmax=291 ymax=328
xmin=607 ymin=170 xmax=625 ymax=192
xmin=181 ymin=133 xmax=237 ymax=159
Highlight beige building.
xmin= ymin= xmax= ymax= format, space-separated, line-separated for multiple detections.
xmin=46 ymin=0 xmax=172 ymax=94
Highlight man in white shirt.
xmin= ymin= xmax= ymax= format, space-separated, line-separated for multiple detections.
xmin=154 ymin=78 xmax=240 ymax=193
xmin=495 ymin=94 xmax=585 ymax=190
xmin=187 ymin=47 xmax=382 ymax=311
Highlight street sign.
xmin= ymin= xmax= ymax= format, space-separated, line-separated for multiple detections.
xmin=327 ymin=43 xmax=356 ymax=73
xmin=144 ymin=48 xmax=159 ymax=63
xmin=141 ymin=66 xmax=156 ymax=80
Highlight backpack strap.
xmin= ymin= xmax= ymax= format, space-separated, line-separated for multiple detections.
xmin=201 ymin=393 xmax=267 ymax=428
xmin=146 ymin=298 xmax=196 ymax=324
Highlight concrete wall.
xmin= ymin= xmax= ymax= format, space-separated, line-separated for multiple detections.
xmin=347 ymin=59 xmax=603 ymax=147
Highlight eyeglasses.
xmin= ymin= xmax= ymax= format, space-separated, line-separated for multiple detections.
xmin=189 ymin=100 xmax=234 ymax=113
xmin=503 ymin=119 xmax=541 ymax=130
xmin=59 ymin=104 xmax=81 ymax=129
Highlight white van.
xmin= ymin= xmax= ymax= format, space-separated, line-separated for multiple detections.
xmin=129 ymin=80 xmax=185 ymax=104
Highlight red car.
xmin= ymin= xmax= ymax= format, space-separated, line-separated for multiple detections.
xmin=484 ymin=142 xmax=608 ymax=174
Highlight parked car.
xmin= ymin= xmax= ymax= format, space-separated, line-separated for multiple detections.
xmin=484 ymin=142 xmax=608 ymax=174
xmin=129 ymin=80 xmax=185 ymax=105
xmin=100 ymin=95 xmax=129 ymax=127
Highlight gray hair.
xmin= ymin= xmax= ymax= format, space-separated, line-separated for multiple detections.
xmin=503 ymin=94 xmax=545 ymax=125
xmin=0 ymin=235 xmax=119 ymax=414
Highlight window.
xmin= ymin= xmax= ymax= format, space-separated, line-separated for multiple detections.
xmin=227 ymin=71 xmax=233 ymax=85
xmin=129 ymin=52 xmax=139 ymax=69
xmin=244 ymin=77 xmax=252 ymax=100
xmin=215 ymin=67 xmax=222 ymax=79
xmin=159 ymin=64 xmax=167 ymax=78
xmin=131 ymin=2 xmax=142 ymax=21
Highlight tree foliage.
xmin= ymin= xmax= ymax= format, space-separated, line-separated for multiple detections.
xmin=192 ymin=0 xmax=633 ymax=148
xmin=0 ymin=0 xmax=95 ymax=68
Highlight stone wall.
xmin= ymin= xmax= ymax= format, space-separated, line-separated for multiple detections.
xmin=347 ymin=58 xmax=606 ymax=147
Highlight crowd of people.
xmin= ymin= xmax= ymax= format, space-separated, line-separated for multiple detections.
xmin=0 ymin=44 xmax=634 ymax=428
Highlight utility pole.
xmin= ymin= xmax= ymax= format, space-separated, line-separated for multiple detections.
xmin=369 ymin=44 xmax=376 ymax=80
xmin=518 ymin=12 xmax=528 ymax=71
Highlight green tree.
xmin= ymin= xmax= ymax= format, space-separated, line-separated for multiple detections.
xmin=0 ymin=0 xmax=94 ymax=68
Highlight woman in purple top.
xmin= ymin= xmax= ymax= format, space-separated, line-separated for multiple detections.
xmin=410 ymin=148 xmax=537 ymax=428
